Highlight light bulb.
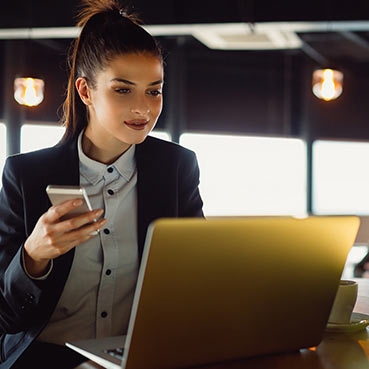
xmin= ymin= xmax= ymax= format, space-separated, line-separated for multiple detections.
xmin=312 ymin=69 xmax=343 ymax=101
xmin=14 ymin=77 xmax=45 ymax=107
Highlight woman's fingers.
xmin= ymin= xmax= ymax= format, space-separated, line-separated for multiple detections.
xmin=54 ymin=208 xmax=105 ymax=235
xmin=24 ymin=203 xmax=106 ymax=263
xmin=60 ymin=217 xmax=107 ymax=248
xmin=41 ymin=212 xmax=106 ymax=256
xmin=45 ymin=198 xmax=84 ymax=223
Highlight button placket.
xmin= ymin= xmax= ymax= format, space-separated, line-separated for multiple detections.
xmin=96 ymin=165 xmax=120 ymax=337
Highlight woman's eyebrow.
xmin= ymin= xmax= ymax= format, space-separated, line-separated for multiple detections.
xmin=111 ymin=78 xmax=163 ymax=86
xmin=149 ymin=80 xmax=164 ymax=86
xmin=110 ymin=78 xmax=134 ymax=85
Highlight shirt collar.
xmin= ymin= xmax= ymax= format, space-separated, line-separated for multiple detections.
xmin=78 ymin=131 xmax=136 ymax=185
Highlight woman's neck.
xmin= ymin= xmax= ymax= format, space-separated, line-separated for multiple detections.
xmin=82 ymin=131 xmax=131 ymax=165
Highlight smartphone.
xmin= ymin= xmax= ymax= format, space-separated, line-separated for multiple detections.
xmin=46 ymin=185 xmax=94 ymax=220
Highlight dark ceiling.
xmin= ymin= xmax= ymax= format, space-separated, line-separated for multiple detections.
xmin=2 ymin=0 xmax=369 ymax=28
xmin=2 ymin=0 xmax=369 ymax=66
xmin=2 ymin=0 xmax=369 ymax=139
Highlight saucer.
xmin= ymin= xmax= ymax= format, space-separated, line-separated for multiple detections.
xmin=326 ymin=312 xmax=369 ymax=333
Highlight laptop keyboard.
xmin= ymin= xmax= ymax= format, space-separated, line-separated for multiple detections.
xmin=105 ymin=347 xmax=124 ymax=360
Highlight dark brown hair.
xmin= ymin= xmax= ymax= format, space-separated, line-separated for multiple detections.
xmin=59 ymin=0 xmax=163 ymax=144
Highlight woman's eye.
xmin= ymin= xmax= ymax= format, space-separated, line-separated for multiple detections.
xmin=115 ymin=88 xmax=130 ymax=94
xmin=148 ymin=90 xmax=162 ymax=96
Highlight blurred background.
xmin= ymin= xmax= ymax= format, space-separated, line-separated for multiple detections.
xmin=1 ymin=0 xmax=369 ymax=229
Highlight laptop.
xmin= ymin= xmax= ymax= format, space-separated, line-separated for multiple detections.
xmin=66 ymin=216 xmax=360 ymax=369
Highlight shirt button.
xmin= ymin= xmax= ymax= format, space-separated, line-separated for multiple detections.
xmin=103 ymin=228 xmax=110 ymax=235
xmin=107 ymin=167 xmax=113 ymax=173
xmin=101 ymin=311 xmax=108 ymax=318
xmin=107 ymin=189 xmax=114 ymax=196
xmin=106 ymin=269 xmax=112 ymax=276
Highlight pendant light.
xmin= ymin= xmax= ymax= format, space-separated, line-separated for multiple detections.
xmin=312 ymin=68 xmax=343 ymax=101
xmin=14 ymin=76 xmax=45 ymax=107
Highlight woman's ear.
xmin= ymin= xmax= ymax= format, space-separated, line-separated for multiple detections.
xmin=75 ymin=77 xmax=92 ymax=105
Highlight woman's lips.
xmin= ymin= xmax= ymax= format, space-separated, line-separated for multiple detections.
xmin=124 ymin=120 xmax=149 ymax=131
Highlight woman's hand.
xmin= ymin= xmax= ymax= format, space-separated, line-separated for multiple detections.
xmin=23 ymin=199 xmax=106 ymax=277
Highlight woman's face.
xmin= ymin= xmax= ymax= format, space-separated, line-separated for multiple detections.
xmin=76 ymin=52 xmax=163 ymax=161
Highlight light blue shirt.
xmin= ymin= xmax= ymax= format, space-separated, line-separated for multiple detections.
xmin=39 ymin=132 xmax=139 ymax=344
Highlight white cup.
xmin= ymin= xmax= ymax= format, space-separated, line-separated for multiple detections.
xmin=328 ymin=280 xmax=358 ymax=324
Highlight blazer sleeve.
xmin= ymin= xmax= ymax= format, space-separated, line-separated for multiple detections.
xmin=0 ymin=157 xmax=44 ymax=334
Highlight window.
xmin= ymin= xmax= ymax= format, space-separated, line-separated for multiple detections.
xmin=21 ymin=124 xmax=66 ymax=153
xmin=313 ymin=140 xmax=369 ymax=215
xmin=180 ymin=133 xmax=307 ymax=217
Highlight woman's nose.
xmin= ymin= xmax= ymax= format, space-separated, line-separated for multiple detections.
xmin=130 ymin=107 xmax=151 ymax=114
xmin=130 ymin=101 xmax=150 ymax=115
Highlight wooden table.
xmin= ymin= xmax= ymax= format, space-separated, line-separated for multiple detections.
xmin=76 ymin=278 xmax=369 ymax=369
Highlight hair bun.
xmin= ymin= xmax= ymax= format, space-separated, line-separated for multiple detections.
xmin=76 ymin=0 xmax=141 ymax=27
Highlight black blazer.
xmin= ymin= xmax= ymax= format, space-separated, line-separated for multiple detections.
xmin=0 ymin=135 xmax=203 ymax=368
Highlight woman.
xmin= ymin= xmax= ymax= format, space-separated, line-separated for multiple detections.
xmin=0 ymin=1 xmax=203 ymax=368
